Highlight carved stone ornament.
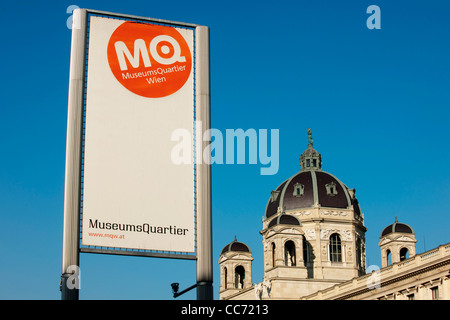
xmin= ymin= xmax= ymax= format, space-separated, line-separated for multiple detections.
xmin=320 ymin=229 xmax=352 ymax=241
xmin=289 ymin=210 xmax=311 ymax=216
xmin=341 ymin=230 xmax=352 ymax=241
xmin=321 ymin=245 xmax=327 ymax=259
xmin=266 ymin=230 xmax=276 ymax=238
xmin=347 ymin=246 xmax=353 ymax=260
xmin=255 ymin=279 xmax=272 ymax=300
xmin=322 ymin=210 xmax=348 ymax=216
xmin=304 ymin=229 xmax=316 ymax=240
xmin=396 ymin=236 xmax=414 ymax=242
xmin=280 ymin=228 xmax=302 ymax=235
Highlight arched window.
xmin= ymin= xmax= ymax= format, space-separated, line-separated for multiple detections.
xmin=271 ymin=242 xmax=276 ymax=267
xmin=224 ymin=267 xmax=227 ymax=289
xmin=284 ymin=240 xmax=296 ymax=266
xmin=386 ymin=249 xmax=392 ymax=266
xmin=356 ymin=238 xmax=362 ymax=269
xmin=329 ymin=233 xmax=342 ymax=262
xmin=235 ymin=266 xmax=245 ymax=289
xmin=400 ymin=247 xmax=409 ymax=261
xmin=303 ymin=238 xmax=310 ymax=264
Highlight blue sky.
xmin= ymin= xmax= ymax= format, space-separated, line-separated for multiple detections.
xmin=0 ymin=0 xmax=449 ymax=299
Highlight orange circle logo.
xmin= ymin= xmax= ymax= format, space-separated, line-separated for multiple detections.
xmin=107 ymin=22 xmax=192 ymax=98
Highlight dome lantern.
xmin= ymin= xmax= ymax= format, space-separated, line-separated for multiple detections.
xmin=300 ymin=128 xmax=322 ymax=172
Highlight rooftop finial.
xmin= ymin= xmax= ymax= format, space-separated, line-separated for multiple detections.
xmin=307 ymin=128 xmax=313 ymax=147
xmin=234 ymin=235 xmax=237 ymax=242
xmin=395 ymin=216 xmax=398 ymax=223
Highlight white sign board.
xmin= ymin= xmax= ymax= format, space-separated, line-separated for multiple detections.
xmin=81 ymin=16 xmax=195 ymax=252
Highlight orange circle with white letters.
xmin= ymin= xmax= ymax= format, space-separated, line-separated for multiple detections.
xmin=107 ymin=21 xmax=192 ymax=98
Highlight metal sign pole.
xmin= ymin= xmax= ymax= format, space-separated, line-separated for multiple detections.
xmin=195 ymin=26 xmax=213 ymax=300
xmin=61 ymin=8 xmax=87 ymax=300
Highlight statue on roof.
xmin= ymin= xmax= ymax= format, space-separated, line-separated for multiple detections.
xmin=307 ymin=128 xmax=313 ymax=146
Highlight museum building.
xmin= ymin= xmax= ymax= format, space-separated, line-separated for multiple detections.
xmin=218 ymin=130 xmax=450 ymax=300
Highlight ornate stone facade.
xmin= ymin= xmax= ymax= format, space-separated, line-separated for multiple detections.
xmin=218 ymin=131 xmax=450 ymax=300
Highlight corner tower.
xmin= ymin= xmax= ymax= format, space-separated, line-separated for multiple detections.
xmin=218 ymin=237 xmax=253 ymax=299
xmin=379 ymin=217 xmax=416 ymax=268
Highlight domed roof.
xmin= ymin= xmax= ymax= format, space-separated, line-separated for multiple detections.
xmin=265 ymin=129 xmax=361 ymax=218
xmin=268 ymin=214 xmax=301 ymax=228
xmin=381 ymin=217 xmax=414 ymax=237
xmin=265 ymin=170 xmax=361 ymax=218
xmin=220 ymin=236 xmax=251 ymax=255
